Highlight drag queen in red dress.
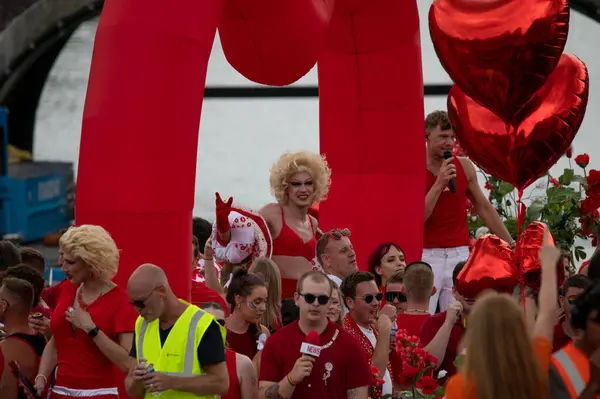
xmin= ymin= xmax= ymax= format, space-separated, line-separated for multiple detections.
xmin=214 ymin=151 xmax=331 ymax=324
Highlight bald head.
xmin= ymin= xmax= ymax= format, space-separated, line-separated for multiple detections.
xmin=128 ymin=264 xmax=169 ymax=291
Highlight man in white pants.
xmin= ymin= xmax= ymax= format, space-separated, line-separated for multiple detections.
xmin=423 ymin=111 xmax=514 ymax=314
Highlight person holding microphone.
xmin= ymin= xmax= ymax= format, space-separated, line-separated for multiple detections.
xmin=259 ymin=271 xmax=371 ymax=399
xmin=423 ymin=110 xmax=513 ymax=314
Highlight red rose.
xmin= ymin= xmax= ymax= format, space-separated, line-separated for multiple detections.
xmin=575 ymin=153 xmax=590 ymax=168
xmin=416 ymin=376 xmax=439 ymax=395
xmin=587 ymin=170 xmax=600 ymax=198
xmin=398 ymin=366 xmax=421 ymax=386
xmin=566 ymin=146 xmax=573 ymax=158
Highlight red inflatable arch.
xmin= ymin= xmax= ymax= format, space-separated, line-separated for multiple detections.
xmin=76 ymin=0 xmax=425 ymax=298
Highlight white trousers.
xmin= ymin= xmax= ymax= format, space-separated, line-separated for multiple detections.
xmin=422 ymin=246 xmax=470 ymax=314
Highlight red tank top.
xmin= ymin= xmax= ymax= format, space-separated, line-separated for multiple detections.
xmin=424 ymin=159 xmax=470 ymax=248
xmin=272 ymin=209 xmax=316 ymax=298
xmin=226 ymin=328 xmax=258 ymax=360
xmin=223 ymin=350 xmax=241 ymax=399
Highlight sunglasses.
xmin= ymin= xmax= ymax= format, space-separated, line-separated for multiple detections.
xmin=360 ymin=293 xmax=383 ymax=304
xmin=129 ymin=288 xmax=158 ymax=309
xmin=300 ymin=293 xmax=330 ymax=305
xmin=385 ymin=291 xmax=407 ymax=303
xmin=324 ymin=228 xmax=351 ymax=246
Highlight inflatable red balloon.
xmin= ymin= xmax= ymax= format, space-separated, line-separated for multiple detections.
xmin=448 ymin=53 xmax=589 ymax=191
xmin=430 ymin=0 xmax=569 ymax=123
xmin=219 ymin=0 xmax=335 ymax=85
xmin=76 ymin=0 xmax=426 ymax=294
xmin=457 ymin=223 xmax=565 ymax=298
xmin=456 ymin=235 xmax=518 ymax=299
xmin=318 ymin=0 xmax=425 ymax=266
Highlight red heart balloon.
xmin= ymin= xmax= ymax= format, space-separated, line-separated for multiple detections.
xmin=429 ymin=0 xmax=569 ymax=122
xmin=456 ymin=223 xmax=565 ymax=298
xmin=516 ymin=222 xmax=566 ymax=291
xmin=456 ymin=235 xmax=518 ymax=299
xmin=448 ymin=53 xmax=589 ymax=190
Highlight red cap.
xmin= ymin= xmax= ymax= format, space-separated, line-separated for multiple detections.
xmin=306 ymin=330 xmax=320 ymax=346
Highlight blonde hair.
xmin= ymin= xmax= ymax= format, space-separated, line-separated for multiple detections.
xmin=269 ymin=152 xmax=331 ymax=204
xmin=330 ymin=282 xmax=344 ymax=324
xmin=249 ymin=257 xmax=282 ymax=329
xmin=463 ymin=292 xmax=545 ymax=399
xmin=59 ymin=225 xmax=120 ymax=282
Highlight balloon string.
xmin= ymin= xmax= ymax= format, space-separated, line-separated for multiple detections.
xmin=516 ymin=189 xmax=527 ymax=314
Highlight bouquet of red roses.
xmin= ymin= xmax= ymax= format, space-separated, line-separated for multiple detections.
xmin=394 ymin=330 xmax=446 ymax=399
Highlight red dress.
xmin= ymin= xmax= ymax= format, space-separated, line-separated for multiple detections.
xmin=222 ymin=350 xmax=241 ymax=399
xmin=49 ymin=283 xmax=137 ymax=398
xmin=272 ymin=209 xmax=317 ymax=299
xmin=260 ymin=321 xmax=372 ymax=398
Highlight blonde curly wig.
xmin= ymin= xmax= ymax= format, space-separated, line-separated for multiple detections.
xmin=59 ymin=225 xmax=120 ymax=282
xmin=269 ymin=151 xmax=331 ymax=204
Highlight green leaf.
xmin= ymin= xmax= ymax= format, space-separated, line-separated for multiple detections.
xmin=434 ymin=386 xmax=446 ymax=396
xmin=453 ymin=354 xmax=465 ymax=369
xmin=497 ymin=182 xmax=515 ymax=196
xmin=527 ymin=202 xmax=544 ymax=220
xmin=559 ymin=168 xmax=575 ymax=186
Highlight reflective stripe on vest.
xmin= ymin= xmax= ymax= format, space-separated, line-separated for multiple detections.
xmin=553 ymin=348 xmax=587 ymax=398
xmin=138 ymin=308 xmax=205 ymax=377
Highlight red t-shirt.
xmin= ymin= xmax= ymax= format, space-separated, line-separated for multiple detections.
xmin=552 ymin=321 xmax=572 ymax=353
xmin=419 ymin=312 xmax=465 ymax=377
xmin=260 ymin=320 xmax=372 ymax=398
xmin=191 ymin=281 xmax=229 ymax=316
xmin=51 ymin=283 xmax=138 ymax=390
xmin=42 ymin=279 xmax=69 ymax=311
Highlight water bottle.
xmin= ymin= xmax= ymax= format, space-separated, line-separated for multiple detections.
xmin=144 ymin=363 xmax=161 ymax=397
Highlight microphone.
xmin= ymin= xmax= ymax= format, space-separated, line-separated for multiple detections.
xmin=300 ymin=330 xmax=322 ymax=358
xmin=443 ymin=151 xmax=456 ymax=193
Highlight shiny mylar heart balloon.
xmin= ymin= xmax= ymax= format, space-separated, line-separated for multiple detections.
xmin=456 ymin=235 xmax=518 ymax=299
xmin=449 ymin=53 xmax=589 ymax=191
xmin=429 ymin=0 xmax=569 ymax=122
xmin=516 ymin=222 xmax=565 ymax=291
xmin=456 ymin=223 xmax=565 ymax=298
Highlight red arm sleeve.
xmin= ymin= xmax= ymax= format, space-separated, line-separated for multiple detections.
xmin=112 ymin=291 xmax=138 ymax=334
xmin=259 ymin=335 xmax=283 ymax=382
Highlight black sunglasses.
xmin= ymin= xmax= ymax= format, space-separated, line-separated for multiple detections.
xmin=360 ymin=293 xmax=383 ymax=304
xmin=300 ymin=293 xmax=330 ymax=305
xmin=385 ymin=291 xmax=407 ymax=303
xmin=130 ymin=288 xmax=158 ymax=309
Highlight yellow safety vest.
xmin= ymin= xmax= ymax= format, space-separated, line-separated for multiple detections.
xmin=134 ymin=303 xmax=226 ymax=399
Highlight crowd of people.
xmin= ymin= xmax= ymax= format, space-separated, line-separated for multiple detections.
xmin=0 ymin=110 xmax=598 ymax=399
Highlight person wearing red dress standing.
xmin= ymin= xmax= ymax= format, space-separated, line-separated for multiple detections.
xmin=33 ymin=225 xmax=138 ymax=399
xmin=424 ymin=111 xmax=513 ymax=314
xmin=225 ymin=270 xmax=270 ymax=370
xmin=201 ymin=302 xmax=258 ymax=399
xmin=259 ymin=271 xmax=372 ymax=399
xmin=215 ymin=152 xmax=331 ymax=326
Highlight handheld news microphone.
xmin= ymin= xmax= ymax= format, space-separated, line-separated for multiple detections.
xmin=300 ymin=330 xmax=322 ymax=358
xmin=443 ymin=151 xmax=456 ymax=193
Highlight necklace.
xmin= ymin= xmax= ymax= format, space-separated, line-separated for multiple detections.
xmin=321 ymin=329 xmax=339 ymax=350
xmin=405 ymin=309 xmax=429 ymax=314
